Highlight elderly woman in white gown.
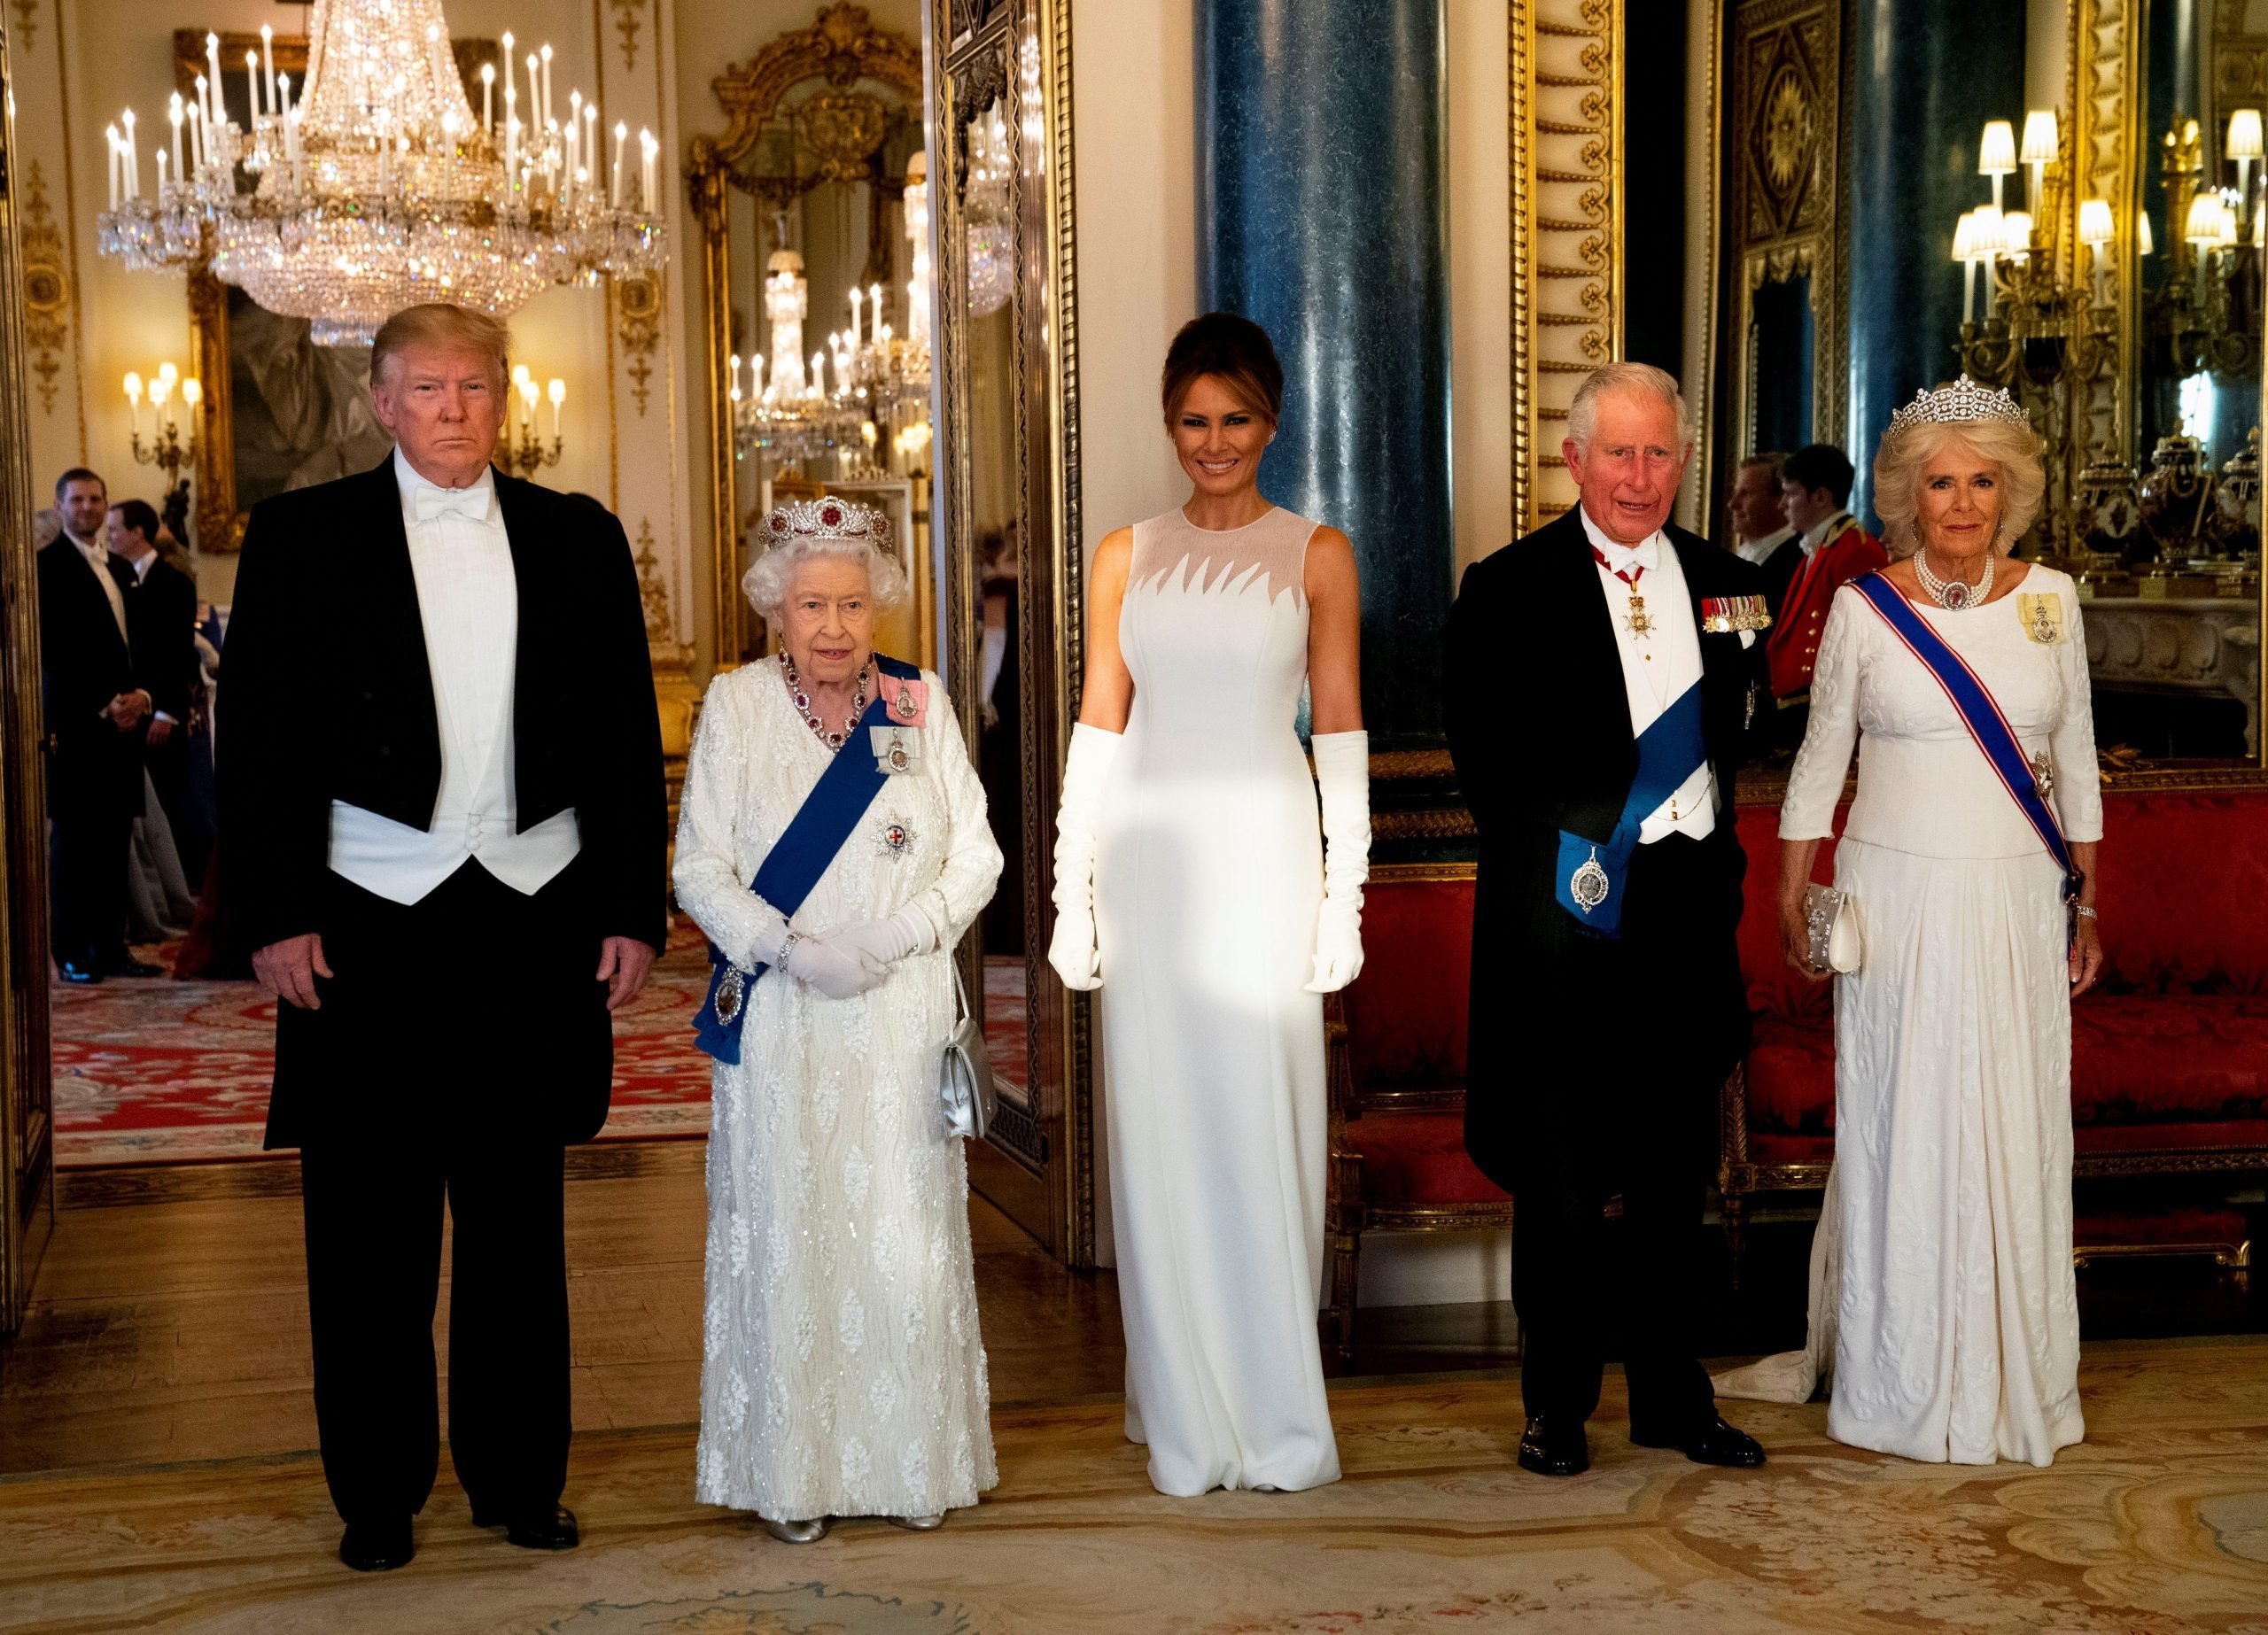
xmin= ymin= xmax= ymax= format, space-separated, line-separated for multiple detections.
xmin=673 ymin=497 xmax=1002 ymax=1540
xmin=1717 ymin=379 xmax=2105 ymax=1467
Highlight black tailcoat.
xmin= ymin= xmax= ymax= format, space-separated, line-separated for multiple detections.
xmin=218 ymin=456 xmax=668 ymax=1148
xmin=1445 ymin=508 xmax=1767 ymax=1194
xmin=36 ymin=536 xmax=145 ymax=818
xmin=125 ymin=554 xmax=201 ymax=726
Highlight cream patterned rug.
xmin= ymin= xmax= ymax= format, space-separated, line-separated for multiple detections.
xmin=4 ymin=1337 xmax=2265 ymax=1633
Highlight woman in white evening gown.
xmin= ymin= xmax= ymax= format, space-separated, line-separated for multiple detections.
xmin=674 ymin=499 xmax=1002 ymax=1539
xmin=1717 ymin=380 xmax=2105 ymax=1467
xmin=1047 ymin=313 xmax=1371 ymax=1497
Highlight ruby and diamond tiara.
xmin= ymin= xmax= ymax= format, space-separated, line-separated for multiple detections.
xmin=762 ymin=495 xmax=893 ymax=547
xmin=1884 ymin=375 xmax=2032 ymax=442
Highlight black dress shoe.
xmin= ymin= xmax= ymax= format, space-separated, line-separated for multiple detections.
xmin=339 ymin=1519 xmax=415 ymax=1572
xmin=57 ymin=961 xmax=104 ymax=985
xmin=1630 ymin=1414 xmax=1767 ymax=1468
xmin=1517 ymin=1415 xmax=1590 ymax=1476
xmin=474 ymin=1504 xmax=579 ymax=1551
xmin=104 ymin=957 xmax=166 ymax=979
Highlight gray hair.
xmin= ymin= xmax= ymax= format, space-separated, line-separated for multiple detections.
xmin=742 ymin=535 xmax=910 ymax=621
xmin=1567 ymin=360 xmax=1693 ymax=453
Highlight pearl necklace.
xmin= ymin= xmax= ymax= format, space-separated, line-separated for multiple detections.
xmin=1915 ymin=546 xmax=1994 ymax=611
xmin=781 ymin=652 xmax=867 ymax=750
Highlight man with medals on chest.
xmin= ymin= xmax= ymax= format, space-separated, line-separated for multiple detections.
xmin=219 ymin=303 xmax=667 ymax=1572
xmin=1446 ymin=361 xmax=1769 ymax=1478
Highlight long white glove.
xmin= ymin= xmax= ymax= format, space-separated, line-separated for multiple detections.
xmin=1046 ymin=722 xmax=1122 ymax=991
xmin=1304 ymin=730 xmax=1371 ymax=993
xmin=782 ymin=930 xmax=887 ymax=1000
xmin=829 ymin=903 xmax=939 ymax=967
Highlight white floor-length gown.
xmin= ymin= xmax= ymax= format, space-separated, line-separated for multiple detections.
xmin=1094 ymin=504 xmax=1340 ymax=1497
xmin=674 ymin=661 xmax=1003 ymax=1521
xmin=1720 ymin=568 xmax=2101 ymax=1467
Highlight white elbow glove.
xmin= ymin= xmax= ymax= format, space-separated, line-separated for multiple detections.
xmin=1304 ymin=730 xmax=1371 ymax=993
xmin=829 ymin=903 xmax=939 ymax=968
xmin=782 ymin=930 xmax=888 ymax=1001
xmin=1046 ymin=722 xmax=1121 ymax=991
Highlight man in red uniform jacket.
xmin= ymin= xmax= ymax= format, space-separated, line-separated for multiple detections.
xmin=1766 ymin=443 xmax=1888 ymax=749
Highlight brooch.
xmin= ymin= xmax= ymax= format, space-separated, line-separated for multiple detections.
xmin=2019 ymin=593 xmax=2062 ymax=644
xmin=713 ymin=966 xmax=746 ymax=1025
xmin=1701 ymin=594 xmax=1772 ymax=634
xmin=877 ymin=818 xmax=917 ymax=858
xmin=882 ymin=677 xmax=929 ymax=726
xmin=870 ymin=725 xmax=922 ymax=775
xmin=1570 ymin=847 xmax=1611 ymax=913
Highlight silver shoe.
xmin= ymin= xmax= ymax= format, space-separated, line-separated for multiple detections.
xmin=760 ymin=1515 xmax=831 ymax=1544
xmin=887 ymin=1513 xmax=945 ymax=1531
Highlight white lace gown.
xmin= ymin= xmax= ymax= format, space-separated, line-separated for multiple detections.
xmin=1094 ymin=505 xmax=1340 ymax=1497
xmin=673 ymin=660 xmax=1003 ymax=1521
xmin=1722 ymin=569 xmax=2102 ymax=1467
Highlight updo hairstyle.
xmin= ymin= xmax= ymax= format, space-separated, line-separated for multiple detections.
xmin=1871 ymin=412 xmax=2047 ymax=560
xmin=1161 ymin=312 xmax=1285 ymax=427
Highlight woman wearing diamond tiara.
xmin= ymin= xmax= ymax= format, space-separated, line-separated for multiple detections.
xmin=1716 ymin=379 xmax=2105 ymax=1465
xmin=1046 ymin=312 xmax=1369 ymax=1496
xmin=673 ymin=497 xmax=1002 ymax=1539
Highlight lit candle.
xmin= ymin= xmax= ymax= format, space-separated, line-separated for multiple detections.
xmin=194 ymin=73 xmax=210 ymax=136
xmin=750 ymin=354 xmax=765 ymax=399
xmin=540 ymin=44 xmax=554 ymax=132
xmin=548 ymin=377 xmax=565 ymax=438
xmin=641 ymin=128 xmax=656 ymax=213
xmin=481 ymin=65 xmax=494 ymax=138
xmin=525 ymin=54 xmax=541 ymax=143
xmin=261 ymin=26 xmax=276 ymax=120
xmin=155 ymin=146 xmax=167 ymax=199
xmin=169 ymin=94 xmax=184 ymax=181
xmin=610 ymin=121 xmax=626 ymax=207
xmin=123 ymin=372 xmax=143 ymax=433
xmin=245 ymin=50 xmax=260 ymax=125
xmin=729 ymin=354 xmax=742 ymax=399
xmin=205 ymin=35 xmax=223 ymax=123
xmin=278 ymin=74 xmax=291 ymax=120
xmin=106 ymin=125 xmax=120 ymax=210
xmin=869 ymin=283 xmax=882 ymax=342
xmin=848 ymin=287 xmax=863 ymax=345
xmin=121 ymin=110 xmax=138 ymax=198
xmin=563 ymin=113 xmax=577 ymax=210
xmin=810 ymin=352 xmax=824 ymax=399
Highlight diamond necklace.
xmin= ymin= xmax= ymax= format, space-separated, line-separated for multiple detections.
xmin=1915 ymin=546 xmax=1994 ymax=611
xmin=781 ymin=652 xmax=868 ymax=750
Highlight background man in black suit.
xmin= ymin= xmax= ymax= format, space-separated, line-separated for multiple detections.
xmin=1445 ymin=361 xmax=1767 ymax=1480
xmin=105 ymin=498 xmax=207 ymax=886
xmin=220 ymin=303 xmax=667 ymax=1574
xmin=37 ymin=468 xmax=159 ymax=982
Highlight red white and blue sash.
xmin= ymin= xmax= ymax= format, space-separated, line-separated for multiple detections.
xmin=1847 ymin=573 xmax=2082 ymax=905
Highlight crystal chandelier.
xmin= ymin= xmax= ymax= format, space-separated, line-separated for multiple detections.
xmin=97 ymin=0 xmax=668 ymax=347
xmin=964 ymin=107 xmax=1013 ymax=321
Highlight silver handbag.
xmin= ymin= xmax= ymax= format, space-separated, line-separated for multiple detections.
xmin=1804 ymin=882 xmax=1864 ymax=974
xmin=939 ymin=959 xmax=998 ymax=1142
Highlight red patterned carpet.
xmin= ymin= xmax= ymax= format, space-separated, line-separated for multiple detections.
xmin=52 ymin=926 xmax=1033 ymax=1168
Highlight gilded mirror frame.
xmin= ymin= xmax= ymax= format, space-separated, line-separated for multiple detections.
xmin=934 ymin=0 xmax=1091 ymax=1266
xmin=686 ymin=4 xmax=926 ymax=670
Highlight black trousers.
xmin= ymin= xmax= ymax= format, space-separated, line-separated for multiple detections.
xmin=287 ymin=860 xmax=609 ymax=1528
xmin=1508 ymin=831 xmax=1740 ymax=1434
xmin=48 ymin=784 xmax=133 ymax=966
xmin=301 ymin=1132 xmax=570 ymax=1526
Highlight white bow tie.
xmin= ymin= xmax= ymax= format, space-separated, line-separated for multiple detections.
xmin=413 ymin=483 xmax=492 ymax=525
xmin=1595 ymin=534 xmax=1660 ymax=577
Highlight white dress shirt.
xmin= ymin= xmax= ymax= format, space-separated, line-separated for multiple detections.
xmin=1578 ymin=508 xmax=1717 ymax=844
xmin=67 ymin=531 xmax=129 ymax=643
xmin=327 ymin=449 xmax=581 ymax=903
xmin=1736 ymin=523 xmax=1793 ymax=566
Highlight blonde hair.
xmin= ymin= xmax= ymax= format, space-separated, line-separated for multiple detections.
xmin=370 ymin=303 xmax=510 ymax=388
xmin=1871 ymin=415 xmax=2047 ymax=558
xmin=742 ymin=535 xmax=910 ymax=621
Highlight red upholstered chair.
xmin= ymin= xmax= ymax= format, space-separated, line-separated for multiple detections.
xmin=1321 ymin=871 xmax=1511 ymax=1358
xmin=1720 ymin=784 xmax=2268 ymax=1283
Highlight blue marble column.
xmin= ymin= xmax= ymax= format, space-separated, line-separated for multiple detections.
xmin=1198 ymin=0 xmax=1450 ymax=748
xmin=1845 ymin=0 xmax=2023 ymax=523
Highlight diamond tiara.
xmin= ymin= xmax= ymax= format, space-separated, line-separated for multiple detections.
xmin=762 ymin=495 xmax=894 ymax=549
xmin=1884 ymin=376 xmax=2032 ymax=443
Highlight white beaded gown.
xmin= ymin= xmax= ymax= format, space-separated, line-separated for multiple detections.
xmin=673 ymin=660 xmax=1003 ymax=1520
xmin=1722 ymin=569 xmax=2101 ymax=1467
xmin=1095 ymin=504 xmax=1340 ymax=1497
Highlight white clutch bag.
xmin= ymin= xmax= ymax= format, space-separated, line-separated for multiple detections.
xmin=1804 ymin=883 xmax=1863 ymax=974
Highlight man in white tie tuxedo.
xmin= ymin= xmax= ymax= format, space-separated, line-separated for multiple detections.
xmin=220 ymin=303 xmax=666 ymax=1573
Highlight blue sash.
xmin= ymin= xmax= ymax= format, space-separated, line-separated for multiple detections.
xmin=1553 ymin=679 xmax=1707 ymax=938
xmin=693 ymin=654 xmax=923 ymax=1065
xmin=1847 ymin=573 xmax=2082 ymax=903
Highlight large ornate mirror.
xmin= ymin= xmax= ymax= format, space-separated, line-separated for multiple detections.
xmin=934 ymin=0 xmax=1090 ymax=1263
xmin=688 ymin=4 xmax=935 ymax=674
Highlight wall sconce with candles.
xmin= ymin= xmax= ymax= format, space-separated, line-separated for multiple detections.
xmin=2144 ymin=113 xmax=2264 ymax=387
xmin=123 ymin=361 xmax=202 ymax=546
xmin=498 ymin=363 xmax=565 ymax=478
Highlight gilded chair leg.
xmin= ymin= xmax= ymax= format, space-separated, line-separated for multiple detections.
xmin=1721 ymin=1191 xmax=1748 ymax=1293
xmin=1321 ymin=1225 xmax=1361 ymax=1362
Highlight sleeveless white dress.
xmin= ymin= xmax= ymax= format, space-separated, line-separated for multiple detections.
xmin=1718 ymin=570 xmax=2101 ymax=1468
xmin=1093 ymin=504 xmax=1340 ymax=1497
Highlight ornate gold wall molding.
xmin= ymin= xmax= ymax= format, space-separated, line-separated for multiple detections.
xmin=609 ymin=0 xmax=646 ymax=72
xmin=703 ymin=3 xmax=923 ymax=170
xmin=1726 ymin=0 xmax=1846 ymax=457
xmin=17 ymin=159 xmax=66 ymax=416
xmin=633 ymin=516 xmax=672 ymax=641
xmin=614 ymin=272 xmax=660 ymax=417
xmin=1511 ymin=0 xmax=1622 ymax=534
xmin=10 ymin=2 xmax=35 ymax=52
xmin=2068 ymin=0 xmax=2140 ymax=469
